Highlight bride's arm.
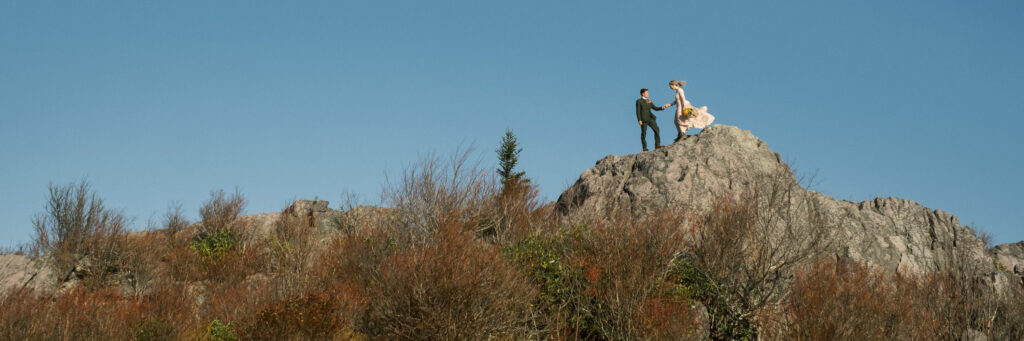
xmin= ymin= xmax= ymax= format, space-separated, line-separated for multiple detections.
xmin=661 ymin=98 xmax=676 ymax=109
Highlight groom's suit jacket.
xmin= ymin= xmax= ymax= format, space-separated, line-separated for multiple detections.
xmin=636 ymin=97 xmax=663 ymax=123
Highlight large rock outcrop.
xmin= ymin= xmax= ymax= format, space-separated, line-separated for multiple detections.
xmin=557 ymin=125 xmax=996 ymax=277
xmin=0 ymin=253 xmax=55 ymax=294
xmin=991 ymin=241 xmax=1024 ymax=283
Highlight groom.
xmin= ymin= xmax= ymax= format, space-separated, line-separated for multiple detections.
xmin=635 ymin=88 xmax=666 ymax=151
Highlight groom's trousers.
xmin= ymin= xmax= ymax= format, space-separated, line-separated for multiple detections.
xmin=640 ymin=120 xmax=660 ymax=150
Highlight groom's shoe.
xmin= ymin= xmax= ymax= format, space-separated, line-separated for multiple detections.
xmin=642 ymin=148 xmax=649 ymax=152
xmin=655 ymin=145 xmax=665 ymax=149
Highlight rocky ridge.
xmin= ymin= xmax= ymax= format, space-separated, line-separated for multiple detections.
xmin=556 ymin=125 xmax=1021 ymax=287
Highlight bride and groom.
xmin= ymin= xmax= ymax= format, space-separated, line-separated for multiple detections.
xmin=635 ymin=80 xmax=715 ymax=151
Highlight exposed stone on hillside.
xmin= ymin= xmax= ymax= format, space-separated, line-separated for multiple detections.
xmin=232 ymin=199 xmax=395 ymax=237
xmin=0 ymin=254 xmax=55 ymax=294
xmin=557 ymin=125 xmax=994 ymax=277
xmin=226 ymin=199 xmax=343 ymax=236
xmin=991 ymin=241 xmax=1024 ymax=279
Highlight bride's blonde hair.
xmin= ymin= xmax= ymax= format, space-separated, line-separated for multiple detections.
xmin=670 ymin=80 xmax=686 ymax=87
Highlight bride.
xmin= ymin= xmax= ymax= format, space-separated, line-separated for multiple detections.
xmin=662 ymin=80 xmax=715 ymax=142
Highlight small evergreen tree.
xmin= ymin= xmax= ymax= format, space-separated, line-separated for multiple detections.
xmin=496 ymin=129 xmax=525 ymax=188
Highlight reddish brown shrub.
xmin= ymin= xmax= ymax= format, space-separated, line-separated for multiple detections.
xmin=366 ymin=226 xmax=538 ymax=339
xmin=482 ymin=177 xmax=548 ymax=244
xmin=240 ymin=284 xmax=367 ymax=340
xmin=637 ymin=296 xmax=700 ymax=340
xmin=311 ymin=226 xmax=403 ymax=289
xmin=0 ymin=289 xmax=49 ymax=339
xmin=772 ymin=258 xmax=941 ymax=341
xmin=569 ymin=210 xmax=697 ymax=340
xmin=135 ymin=282 xmax=201 ymax=340
xmin=28 ymin=288 xmax=147 ymax=340
xmin=200 ymin=278 xmax=275 ymax=332
xmin=0 ymin=280 xmax=203 ymax=340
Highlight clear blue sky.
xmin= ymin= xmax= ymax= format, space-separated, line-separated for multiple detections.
xmin=2 ymin=1 xmax=1022 ymax=248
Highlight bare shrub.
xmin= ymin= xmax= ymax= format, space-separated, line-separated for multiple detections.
xmin=165 ymin=240 xmax=204 ymax=282
xmin=689 ymin=170 xmax=833 ymax=339
xmin=570 ymin=210 xmax=694 ymax=340
xmin=134 ymin=282 xmax=201 ymax=340
xmin=905 ymin=223 xmax=1008 ymax=339
xmin=0 ymin=289 xmax=49 ymax=339
xmin=366 ymin=226 xmax=538 ymax=339
xmin=187 ymin=189 xmax=267 ymax=282
xmin=118 ymin=231 xmax=169 ymax=296
xmin=199 ymin=280 xmax=275 ymax=337
xmin=239 ymin=284 xmax=367 ymax=340
xmin=163 ymin=202 xmax=191 ymax=238
xmin=505 ymin=209 xmax=703 ymax=340
xmin=32 ymin=180 xmax=130 ymax=287
xmin=479 ymin=176 xmax=549 ymax=245
xmin=383 ymin=149 xmax=496 ymax=238
xmin=768 ymin=258 xmax=941 ymax=341
xmin=197 ymin=189 xmax=247 ymax=239
xmin=990 ymin=283 xmax=1024 ymax=340
xmin=266 ymin=206 xmax=319 ymax=297
xmin=0 ymin=287 xmax=161 ymax=340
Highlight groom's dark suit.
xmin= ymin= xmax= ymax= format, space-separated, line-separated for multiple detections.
xmin=636 ymin=97 xmax=664 ymax=150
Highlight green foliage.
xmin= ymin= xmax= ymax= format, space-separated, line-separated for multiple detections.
xmin=133 ymin=318 xmax=176 ymax=341
xmin=668 ymin=257 xmax=757 ymax=340
xmin=667 ymin=257 xmax=715 ymax=301
xmin=190 ymin=229 xmax=235 ymax=265
xmin=204 ymin=319 xmax=238 ymax=341
xmin=506 ymin=235 xmax=573 ymax=309
xmin=995 ymin=259 xmax=1008 ymax=272
xmin=496 ymin=129 xmax=525 ymax=186
xmin=504 ymin=226 xmax=602 ymax=334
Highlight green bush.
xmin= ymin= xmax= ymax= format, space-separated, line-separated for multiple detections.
xmin=204 ymin=319 xmax=238 ymax=341
xmin=668 ymin=257 xmax=756 ymax=340
xmin=504 ymin=226 xmax=604 ymax=336
xmin=505 ymin=235 xmax=574 ymax=309
xmin=133 ymin=318 xmax=176 ymax=341
xmin=190 ymin=229 xmax=235 ymax=266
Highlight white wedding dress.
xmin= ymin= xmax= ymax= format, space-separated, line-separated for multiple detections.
xmin=667 ymin=87 xmax=715 ymax=136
